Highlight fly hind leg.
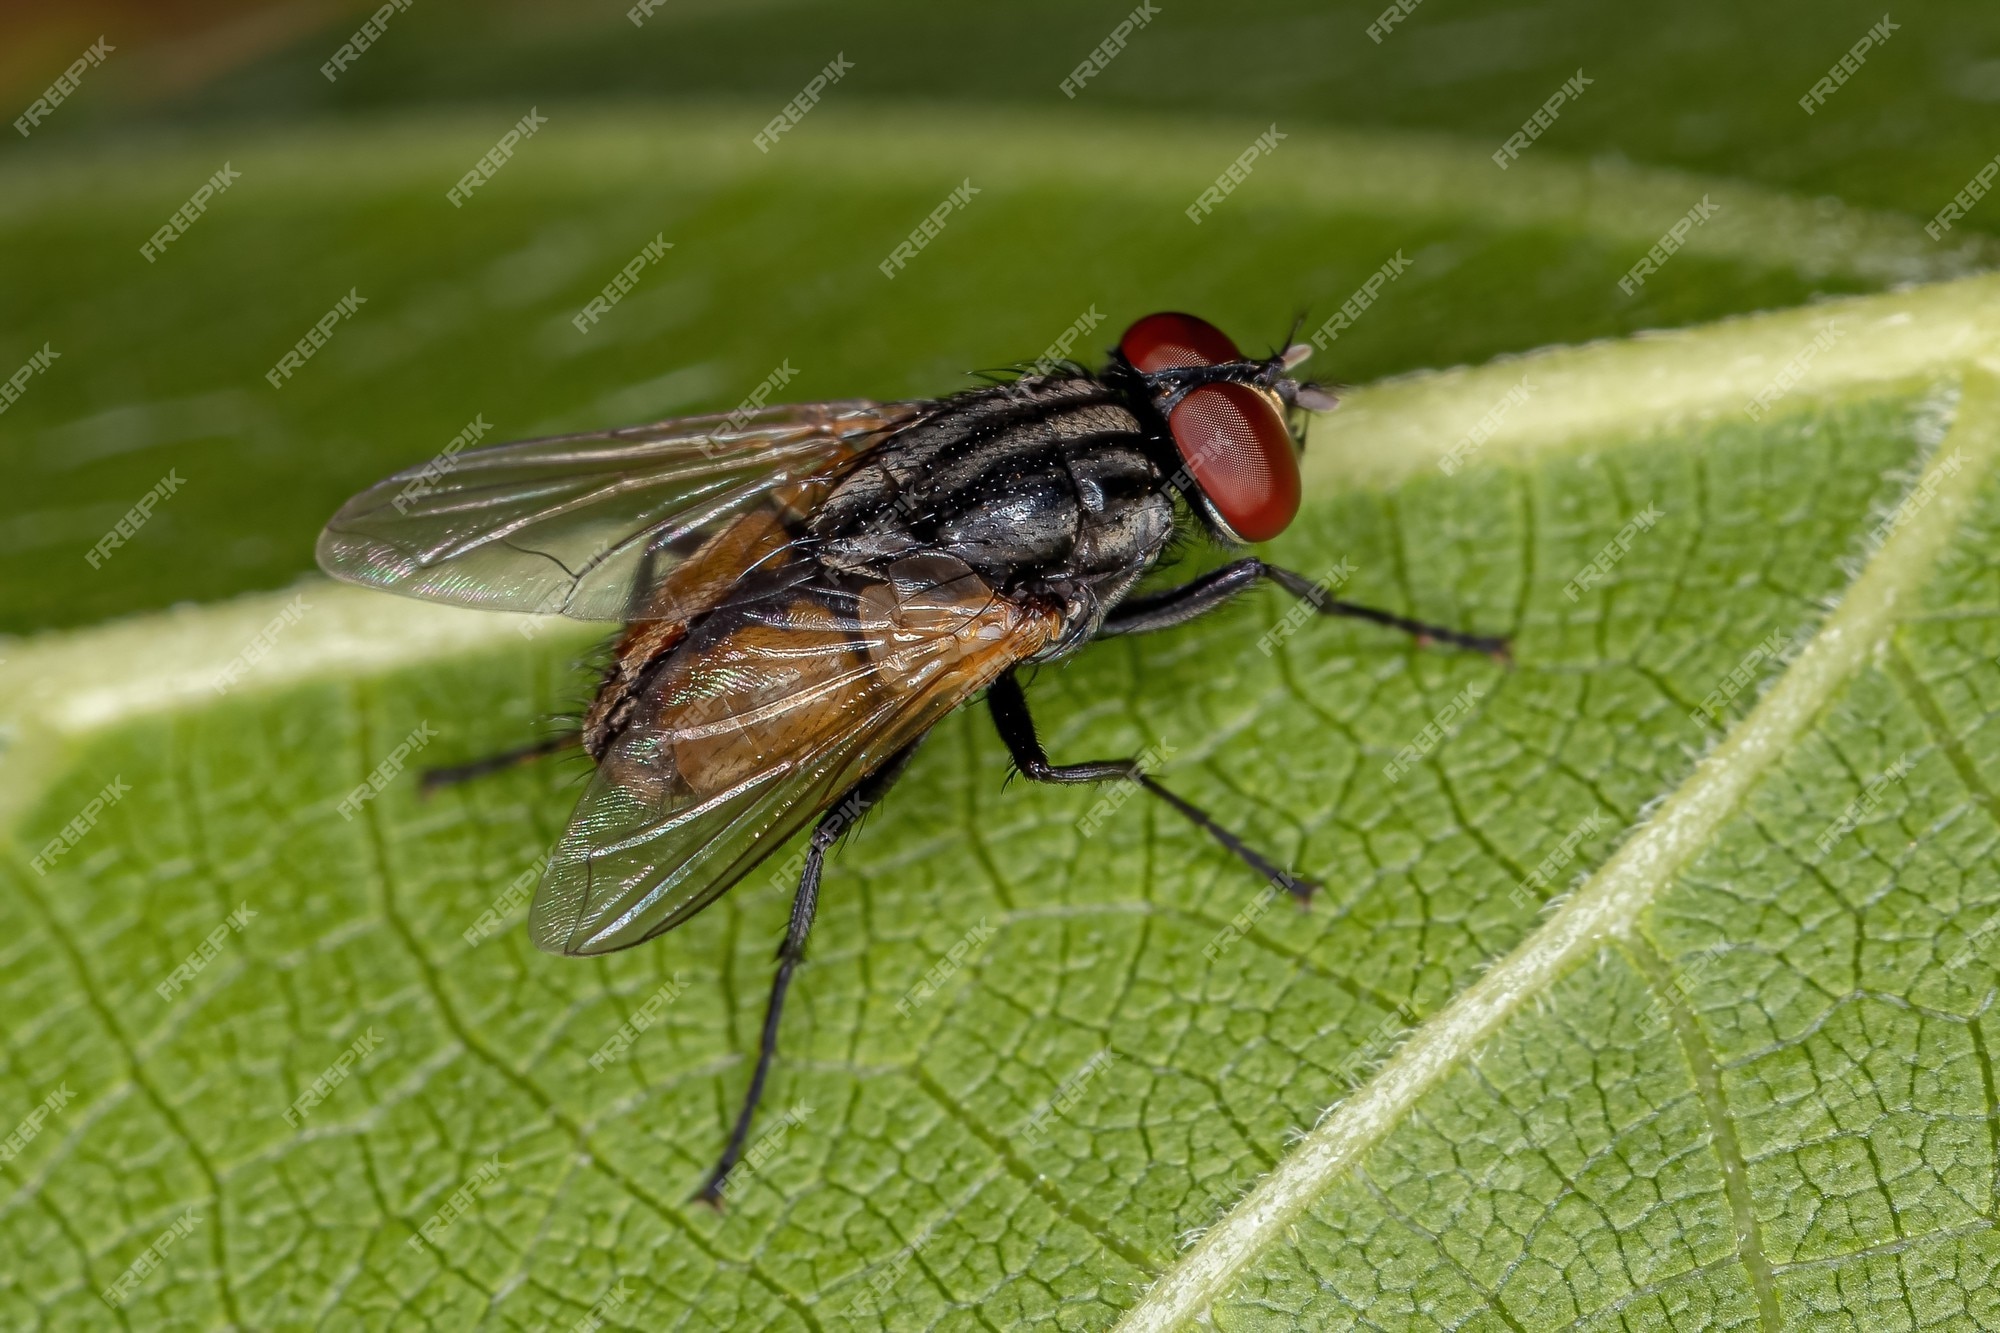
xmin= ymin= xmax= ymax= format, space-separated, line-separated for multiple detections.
xmin=418 ymin=733 xmax=583 ymax=794
xmin=986 ymin=670 xmax=1317 ymax=902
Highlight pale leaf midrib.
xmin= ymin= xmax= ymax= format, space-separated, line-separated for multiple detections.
xmin=1308 ymin=272 xmax=2000 ymax=489
xmin=0 ymin=592 xmax=599 ymax=834
xmin=1115 ymin=365 xmax=2000 ymax=1329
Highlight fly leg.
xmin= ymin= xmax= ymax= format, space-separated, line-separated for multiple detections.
xmin=694 ymin=739 xmax=924 ymax=1208
xmin=418 ymin=733 xmax=583 ymax=793
xmin=986 ymin=670 xmax=1316 ymax=902
xmin=1100 ymin=558 xmax=1510 ymax=659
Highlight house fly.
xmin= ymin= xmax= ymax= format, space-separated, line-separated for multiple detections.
xmin=316 ymin=312 xmax=1506 ymax=1202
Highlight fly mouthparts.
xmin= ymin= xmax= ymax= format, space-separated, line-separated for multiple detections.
xmin=1291 ymin=382 xmax=1340 ymax=412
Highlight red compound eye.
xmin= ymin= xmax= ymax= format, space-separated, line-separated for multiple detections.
xmin=1120 ymin=311 xmax=1244 ymax=374
xmin=1119 ymin=312 xmax=1301 ymax=543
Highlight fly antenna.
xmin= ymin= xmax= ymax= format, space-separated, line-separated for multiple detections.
xmin=1272 ymin=309 xmax=1314 ymax=372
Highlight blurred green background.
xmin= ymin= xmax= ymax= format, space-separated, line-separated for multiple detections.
xmin=2 ymin=0 xmax=1997 ymax=635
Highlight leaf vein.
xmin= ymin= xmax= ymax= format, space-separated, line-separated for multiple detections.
xmin=1118 ymin=359 xmax=2000 ymax=1330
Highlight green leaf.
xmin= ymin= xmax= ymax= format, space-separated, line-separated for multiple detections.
xmin=6 ymin=253 xmax=2000 ymax=1326
xmin=4 ymin=109 xmax=1988 ymax=633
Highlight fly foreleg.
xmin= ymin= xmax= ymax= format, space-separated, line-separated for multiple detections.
xmin=1099 ymin=557 xmax=1509 ymax=659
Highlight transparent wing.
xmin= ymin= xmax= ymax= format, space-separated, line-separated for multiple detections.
xmin=315 ymin=400 xmax=923 ymax=620
xmin=530 ymin=554 xmax=1060 ymax=956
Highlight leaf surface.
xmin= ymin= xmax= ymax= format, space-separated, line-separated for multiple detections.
xmin=3 ymin=109 xmax=1984 ymax=633
xmin=6 ymin=259 xmax=2000 ymax=1328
